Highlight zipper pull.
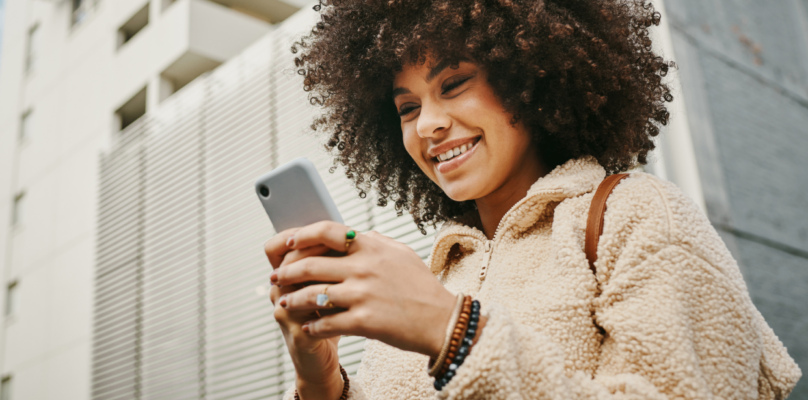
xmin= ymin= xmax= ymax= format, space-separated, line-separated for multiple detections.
xmin=479 ymin=240 xmax=493 ymax=281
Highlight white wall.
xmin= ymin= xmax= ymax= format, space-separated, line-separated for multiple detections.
xmin=0 ymin=0 xmax=5 ymax=62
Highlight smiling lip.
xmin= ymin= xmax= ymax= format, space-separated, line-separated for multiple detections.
xmin=428 ymin=137 xmax=480 ymax=159
xmin=434 ymin=137 xmax=480 ymax=174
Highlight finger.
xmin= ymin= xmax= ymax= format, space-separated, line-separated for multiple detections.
xmin=264 ymin=228 xmax=301 ymax=268
xmin=270 ymin=284 xmax=281 ymax=305
xmin=303 ymin=310 xmax=361 ymax=338
xmin=269 ymin=281 xmax=303 ymax=304
xmin=280 ymin=245 xmax=331 ymax=269
xmin=288 ymin=221 xmax=358 ymax=254
xmin=281 ymin=283 xmax=351 ymax=311
xmin=272 ymin=256 xmax=351 ymax=286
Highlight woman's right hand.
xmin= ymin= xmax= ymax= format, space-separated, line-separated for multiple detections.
xmin=266 ymin=229 xmax=344 ymax=400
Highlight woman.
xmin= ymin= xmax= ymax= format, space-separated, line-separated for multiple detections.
xmin=264 ymin=0 xmax=801 ymax=399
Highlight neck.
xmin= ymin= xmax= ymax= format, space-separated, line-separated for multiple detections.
xmin=474 ymin=152 xmax=548 ymax=239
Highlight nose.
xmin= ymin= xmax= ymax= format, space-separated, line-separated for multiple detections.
xmin=416 ymin=100 xmax=451 ymax=138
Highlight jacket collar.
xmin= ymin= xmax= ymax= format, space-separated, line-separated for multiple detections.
xmin=428 ymin=156 xmax=606 ymax=274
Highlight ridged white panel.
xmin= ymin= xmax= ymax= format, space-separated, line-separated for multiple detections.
xmin=203 ymin=38 xmax=286 ymax=400
xmin=140 ymin=83 xmax=208 ymax=400
xmin=94 ymin=122 xmax=147 ymax=400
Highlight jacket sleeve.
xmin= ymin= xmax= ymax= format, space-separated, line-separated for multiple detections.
xmin=440 ymin=176 xmax=801 ymax=400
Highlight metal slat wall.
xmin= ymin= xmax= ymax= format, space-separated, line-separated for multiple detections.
xmin=94 ymin=8 xmax=434 ymax=400
xmin=140 ymin=83 xmax=208 ymax=400
xmin=94 ymin=122 xmax=147 ymax=400
xmin=203 ymin=33 xmax=282 ymax=400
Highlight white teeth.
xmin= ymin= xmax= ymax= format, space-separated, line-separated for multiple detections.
xmin=436 ymin=141 xmax=475 ymax=163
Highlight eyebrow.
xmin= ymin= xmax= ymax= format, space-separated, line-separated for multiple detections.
xmin=425 ymin=59 xmax=454 ymax=82
xmin=392 ymin=59 xmax=462 ymax=99
xmin=392 ymin=87 xmax=411 ymax=98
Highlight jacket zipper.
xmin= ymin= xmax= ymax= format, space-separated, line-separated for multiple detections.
xmin=479 ymin=240 xmax=493 ymax=281
xmin=477 ymin=189 xmax=563 ymax=282
xmin=426 ymin=189 xmax=563 ymax=282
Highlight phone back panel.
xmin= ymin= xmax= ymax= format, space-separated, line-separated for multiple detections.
xmin=254 ymin=158 xmax=344 ymax=232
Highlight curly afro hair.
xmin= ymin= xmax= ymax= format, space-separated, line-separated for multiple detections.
xmin=293 ymin=0 xmax=674 ymax=232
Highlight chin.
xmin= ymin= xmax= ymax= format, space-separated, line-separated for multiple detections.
xmin=439 ymin=181 xmax=483 ymax=202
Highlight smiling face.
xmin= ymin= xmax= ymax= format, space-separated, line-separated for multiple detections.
xmin=393 ymin=60 xmax=545 ymax=204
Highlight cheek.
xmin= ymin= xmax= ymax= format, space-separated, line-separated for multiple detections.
xmin=402 ymin=126 xmax=431 ymax=173
xmin=401 ymin=126 xmax=419 ymax=159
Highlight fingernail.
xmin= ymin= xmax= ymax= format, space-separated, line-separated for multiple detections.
xmin=301 ymin=323 xmax=309 ymax=333
xmin=279 ymin=295 xmax=288 ymax=308
xmin=286 ymin=236 xmax=295 ymax=247
xmin=270 ymin=270 xmax=278 ymax=283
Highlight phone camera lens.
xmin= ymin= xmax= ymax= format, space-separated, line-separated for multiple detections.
xmin=259 ymin=185 xmax=270 ymax=197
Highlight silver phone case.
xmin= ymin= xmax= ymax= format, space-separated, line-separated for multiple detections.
xmin=254 ymin=158 xmax=344 ymax=232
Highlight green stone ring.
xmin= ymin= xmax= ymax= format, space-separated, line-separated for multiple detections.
xmin=345 ymin=229 xmax=356 ymax=250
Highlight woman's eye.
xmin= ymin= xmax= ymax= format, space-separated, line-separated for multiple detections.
xmin=398 ymin=105 xmax=419 ymax=116
xmin=441 ymin=76 xmax=472 ymax=94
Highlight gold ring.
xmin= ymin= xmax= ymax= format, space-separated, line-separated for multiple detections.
xmin=316 ymin=285 xmax=335 ymax=308
xmin=345 ymin=229 xmax=356 ymax=251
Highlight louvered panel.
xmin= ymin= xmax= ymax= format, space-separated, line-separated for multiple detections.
xmin=139 ymin=83 xmax=207 ymax=400
xmin=93 ymin=279 xmax=139 ymax=343
xmin=203 ymin=36 xmax=285 ymax=400
xmin=94 ymin=123 xmax=145 ymax=400
xmin=338 ymin=336 xmax=367 ymax=375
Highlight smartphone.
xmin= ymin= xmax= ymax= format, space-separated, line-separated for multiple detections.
xmin=255 ymin=157 xmax=344 ymax=232
xmin=256 ymin=159 xmax=347 ymax=316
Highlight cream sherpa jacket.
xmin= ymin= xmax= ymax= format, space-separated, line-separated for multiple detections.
xmin=285 ymin=157 xmax=801 ymax=400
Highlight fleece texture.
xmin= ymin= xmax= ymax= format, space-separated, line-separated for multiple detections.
xmin=284 ymin=157 xmax=801 ymax=400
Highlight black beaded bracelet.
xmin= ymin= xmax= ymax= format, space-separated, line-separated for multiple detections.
xmin=434 ymin=300 xmax=480 ymax=391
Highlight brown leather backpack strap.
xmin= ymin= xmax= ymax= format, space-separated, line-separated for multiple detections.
xmin=585 ymin=173 xmax=630 ymax=275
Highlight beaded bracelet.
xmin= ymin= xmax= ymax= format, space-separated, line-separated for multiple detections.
xmin=294 ymin=365 xmax=349 ymax=400
xmin=434 ymin=299 xmax=480 ymax=391
xmin=438 ymin=296 xmax=472 ymax=378
xmin=428 ymin=293 xmax=466 ymax=377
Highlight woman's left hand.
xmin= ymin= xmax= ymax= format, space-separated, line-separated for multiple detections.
xmin=270 ymin=221 xmax=456 ymax=359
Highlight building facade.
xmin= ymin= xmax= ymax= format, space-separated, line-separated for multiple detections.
xmin=0 ymin=0 xmax=805 ymax=399
xmin=0 ymin=0 xmax=308 ymax=398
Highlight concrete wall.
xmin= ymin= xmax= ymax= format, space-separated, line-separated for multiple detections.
xmin=664 ymin=0 xmax=808 ymax=397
